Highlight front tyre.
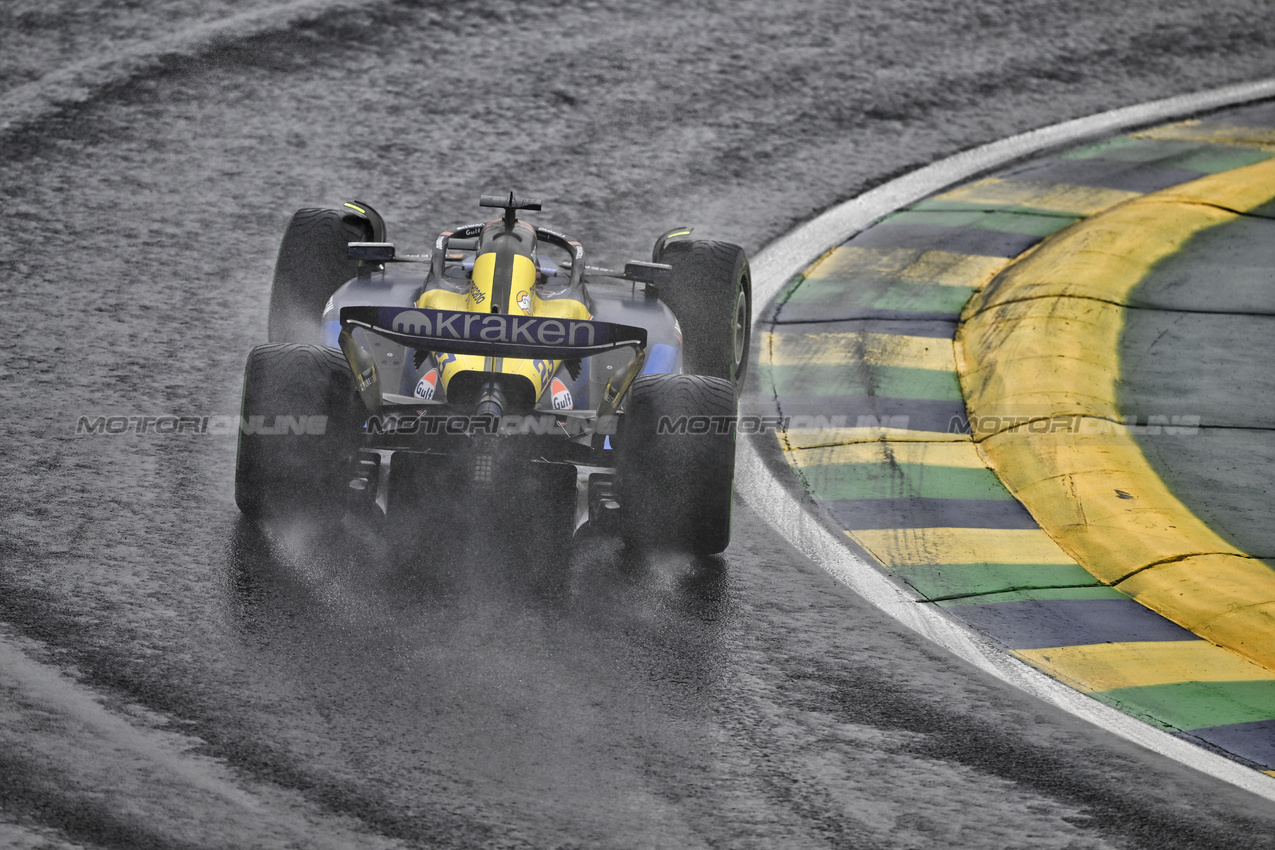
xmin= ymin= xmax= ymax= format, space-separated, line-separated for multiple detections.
xmin=235 ymin=343 xmax=363 ymax=519
xmin=617 ymin=374 xmax=737 ymax=555
xmin=653 ymin=239 xmax=751 ymax=388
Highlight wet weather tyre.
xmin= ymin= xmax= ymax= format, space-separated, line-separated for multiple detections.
xmin=618 ymin=374 xmax=737 ymax=555
xmin=267 ymin=206 xmax=377 ymax=343
xmin=653 ymin=239 xmax=751 ymax=387
xmin=235 ymin=343 xmax=363 ymax=519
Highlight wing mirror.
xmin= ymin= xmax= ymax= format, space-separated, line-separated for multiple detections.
xmin=348 ymin=242 xmax=396 ymax=262
xmin=623 ymin=261 xmax=672 ymax=285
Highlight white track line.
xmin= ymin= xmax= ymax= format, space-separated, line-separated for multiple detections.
xmin=737 ymin=77 xmax=1275 ymax=801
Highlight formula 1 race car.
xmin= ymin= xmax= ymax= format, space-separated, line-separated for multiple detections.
xmin=234 ymin=193 xmax=751 ymax=555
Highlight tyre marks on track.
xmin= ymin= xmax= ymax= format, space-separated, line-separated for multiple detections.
xmin=761 ymin=106 xmax=1275 ymax=776
xmin=0 ymin=0 xmax=383 ymax=140
xmin=0 ymin=627 xmax=405 ymax=849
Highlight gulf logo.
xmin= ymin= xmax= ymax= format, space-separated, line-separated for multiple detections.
xmin=550 ymin=378 xmax=573 ymax=410
xmin=414 ymin=369 xmax=439 ymax=400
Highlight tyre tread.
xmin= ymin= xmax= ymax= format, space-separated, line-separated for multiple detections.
xmin=267 ymin=207 xmax=372 ymax=344
xmin=654 ymin=239 xmax=751 ymax=385
xmin=235 ymin=343 xmax=361 ymax=518
xmin=618 ymin=373 xmax=737 ymax=554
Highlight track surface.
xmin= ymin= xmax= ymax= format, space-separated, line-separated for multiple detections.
xmin=3 ymin=2 xmax=1275 ymax=847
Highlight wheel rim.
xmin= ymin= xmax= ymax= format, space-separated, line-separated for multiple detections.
xmin=732 ymin=287 xmax=749 ymax=372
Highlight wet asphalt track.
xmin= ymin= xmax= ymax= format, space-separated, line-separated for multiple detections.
xmin=4 ymin=1 xmax=1275 ymax=847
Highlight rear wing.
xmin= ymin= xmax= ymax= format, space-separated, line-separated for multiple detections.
xmin=340 ymin=306 xmax=647 ymax=360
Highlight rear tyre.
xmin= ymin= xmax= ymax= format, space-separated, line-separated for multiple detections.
xmin=235 ymin=343 xmax=363 ymax=519
xmin=653 ymin=239 xmax=751 ymax=387
xmin=617 ymin=374 xmax=737 ymax=555
xmin=268 ymin=205 xmax=380 ymax=343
